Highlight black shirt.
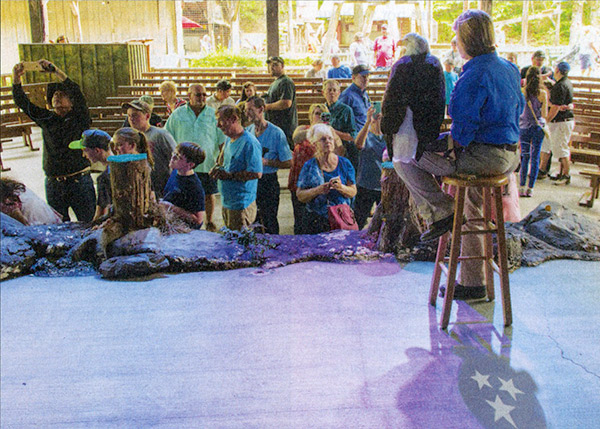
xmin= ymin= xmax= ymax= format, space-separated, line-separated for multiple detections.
xmin=12 ymin=78 xmax=91 ymax=177
xmin=264 ymin=75 xmax=298 ymax=142
xmin=549 ymin=76 xmax=574 ymax=123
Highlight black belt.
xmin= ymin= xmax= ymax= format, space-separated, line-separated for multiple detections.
xmin=49 ymin=167 xmax=91 ymax=182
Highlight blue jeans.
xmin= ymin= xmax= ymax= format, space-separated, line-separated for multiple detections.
xmin=45 ymin=173 xmax=96 ymax=222
xmin=519 ymin=126 xmax=545 ymax=188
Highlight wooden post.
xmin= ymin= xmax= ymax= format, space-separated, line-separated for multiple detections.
xmin=28 ymin=0 xmax=48 ymax=43
xmin=266 ymin=0 xmax=279 ymax=58
xmin=108 ymin=154 xmax=153 ymax=230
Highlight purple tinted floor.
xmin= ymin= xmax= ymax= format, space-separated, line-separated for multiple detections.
xmin=1 ymin=259 xmax=599 ymax=428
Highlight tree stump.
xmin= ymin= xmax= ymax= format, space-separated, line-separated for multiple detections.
xmin=109 ymin=154 xmax=153 ymax=230
xmin=100 ymin=154 xmax=154 ymax=251
xmin=368 ymin=164 xmax=426 ymax=254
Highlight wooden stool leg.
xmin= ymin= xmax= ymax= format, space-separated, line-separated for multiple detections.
xmin=482 ymin=186 xmax=495 ymax=301
xmin=429 ymin=232 xmax=449 ymax=306
xmin=441 ymin=186 xmax=466 ymax=329
xmin=493 ymin=188 xmax=512 ymax=327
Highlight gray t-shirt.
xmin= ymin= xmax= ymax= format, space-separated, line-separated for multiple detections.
xmin=144 ymin=126 xmax=177 ymax=198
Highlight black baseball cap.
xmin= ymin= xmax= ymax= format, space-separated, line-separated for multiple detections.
xmin=266 ymin=56 xmax=284 ymax=66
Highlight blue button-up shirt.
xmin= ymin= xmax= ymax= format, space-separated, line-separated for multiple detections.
xmin=339 ymin=83 xmax=371 ymax=130
xmin=449 ymin=52 xmax=525 ymax=147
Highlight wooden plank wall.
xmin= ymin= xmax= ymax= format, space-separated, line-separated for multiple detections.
xmin=1 ymin=1 xmax=181 ymax=74
xmin=18 ymin=43 xmax=149 ymax=107
xmin=1 ymin=1 xmax=32 ymax=75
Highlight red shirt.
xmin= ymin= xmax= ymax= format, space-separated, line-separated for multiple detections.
xmin=374 ymin=36 xmax=396 ymax=68
xmin=287 ymin=140 xmax=316 ymax=193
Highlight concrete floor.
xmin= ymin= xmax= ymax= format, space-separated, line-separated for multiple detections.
xmin=2 ymin=131 xmax=599 ymax=427
xmin=1 ymin=259 xmax=599 ymax=427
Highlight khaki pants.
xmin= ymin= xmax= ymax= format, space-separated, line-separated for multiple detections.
xmin=222 ymin=201 xmax=257 ymax=231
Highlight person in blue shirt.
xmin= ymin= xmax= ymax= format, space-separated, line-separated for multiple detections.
xmin=327 ymin=55 xmax=352 ymax=79
xmin=297 ymin=124 xmax=356 ymax=234
xmin=323 ymin=80 xmax=358 ymax=169
xmin=354 ymin=107 xmax=386 ymax=230
xmin=245 ymin=96 xmax=293 ymax=234
xmin=162 ymin=142 xmax=206 ymax=228
xmin=443 ymin=58 xmax=459 ymax=115
xmin=385 ymin=10 xmax=524 ymax=300
xmin=339 ymin=64 xmax=372 ymax=130
xmin=210 ymin=105 xmax=262 ymax=231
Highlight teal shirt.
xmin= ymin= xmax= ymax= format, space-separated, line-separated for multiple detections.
xmin=327 ymin=100 xmax=357 ymax=140
xmin=218 ymin=131 xmax=263 ymax=210
xmin=165 ymin=104 xmax=226 ymax=173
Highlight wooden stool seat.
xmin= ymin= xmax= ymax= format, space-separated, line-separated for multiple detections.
xmin=430 ymin=173 xmax=512 ymax=329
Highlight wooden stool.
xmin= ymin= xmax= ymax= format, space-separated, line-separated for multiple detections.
xmin=429 ymin=174 xmax=512 ymax=329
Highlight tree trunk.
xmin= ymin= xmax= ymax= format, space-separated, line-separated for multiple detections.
xmin=521 ymin=0 xmax=529 ymax=46
xmin=109 ymin=156 xmax=153 ymax=230
xmin=321 ymin=1 xmax=342 ymax=60
xmin=28 ymin=0 xmax=48 ymax=43
xmin=362 ymin=4 xmax=377 ymax=38
xmin=569 ymin=0 xmax=585 ymax=46
xmin=478 ymin=0 xmax=493 ymax=15
xmin=266 ymin=0 xmax=279 ymax=58
xmin=554 ymin=1 xmax=561 ymax=45
xmin=369 ymin=167 xmax=426 ymax=254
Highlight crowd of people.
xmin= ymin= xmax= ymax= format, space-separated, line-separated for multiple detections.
xmin=5 ymin=8 xmax=578 ymax=275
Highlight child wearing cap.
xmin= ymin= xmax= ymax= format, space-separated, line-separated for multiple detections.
xmin=69 ymin=129 xmax=114 ymax=222
xmin=161 ymin=142 xmax=206 ymax=228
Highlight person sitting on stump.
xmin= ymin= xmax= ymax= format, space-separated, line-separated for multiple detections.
xmin=161 ymin=142 xmax=206 ymax=228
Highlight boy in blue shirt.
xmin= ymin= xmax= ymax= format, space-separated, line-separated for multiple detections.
xmin=162 ymin=142 xmax=206 ymax=228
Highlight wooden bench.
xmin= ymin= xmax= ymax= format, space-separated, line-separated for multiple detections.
xmin=579 ymin=169 xmax=600 ymax=208
xmin=0 ymin=85 xmax=43 ymax=171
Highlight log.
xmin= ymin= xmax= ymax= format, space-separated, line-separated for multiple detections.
xmin=368 ymin=164 xmax=426 ymax=253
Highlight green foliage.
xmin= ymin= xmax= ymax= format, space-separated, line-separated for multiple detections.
xmin=284 ymin=56 xmax=315 ymax=66
xmin=239 ymin=1 xmax=265 ymax=33
xmin=433 ymin=0 xmax=599 ymax=46
xmin=189 ymin=49 xmax=263 ymax=68
xmin=222 ymin=227 xmax=276 ymax=259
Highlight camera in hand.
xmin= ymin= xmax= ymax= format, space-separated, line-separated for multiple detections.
xmin=43 ymin=63 xmax=57 ymax=73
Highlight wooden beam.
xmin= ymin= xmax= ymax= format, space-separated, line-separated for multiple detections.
xmin=28 ymin=0 xmax=48 ymax=43
xmin=266 ymin=0 xmax=279 ymax=58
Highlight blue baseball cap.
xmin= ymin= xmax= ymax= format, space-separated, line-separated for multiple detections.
xmin=69 ymin=129 xmax=111 ymax=150
xmin=556 ymin=61 xmax=570 ymax=74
